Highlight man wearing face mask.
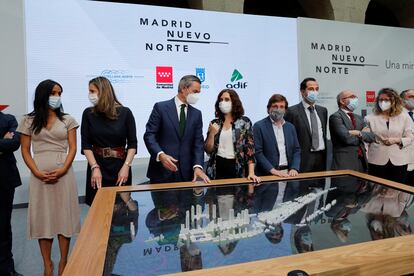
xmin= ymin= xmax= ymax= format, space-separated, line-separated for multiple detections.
xmin=253 ymin=94 xmax=301 ymax=177
xmin=285 ymin=78 xmax=328 ymax=174
xmin=144 ymin=75 xmax=210 ymax=185
xmin=329 ymin=90 xmax=375 ymax=172
xmin=400 ymin=89 xmax=414 ymax=185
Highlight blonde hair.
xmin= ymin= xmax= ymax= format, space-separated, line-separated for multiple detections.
xmin=89 ymin=76 xmax=121 ymax=120
xmin=373 ymin=88 xmax=402 ymax=117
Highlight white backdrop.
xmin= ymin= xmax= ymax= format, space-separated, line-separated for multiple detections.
xmin=298 ymin=18 xmax=414 ymax=118
xmin=24 ymin=0 xmax=299 ymax=159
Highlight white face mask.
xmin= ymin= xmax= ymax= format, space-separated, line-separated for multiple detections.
xmin=88 ymin=93 xmax=99 ymax=106
xmin=379 ymin=100 xmax=391 ymax=111
xmin=186 ymin=93 xmax=199 ymax=105
xmin=219 ymin=101 xmax=232 ymax=114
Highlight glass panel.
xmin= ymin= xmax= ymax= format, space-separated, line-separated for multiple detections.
xmin=103 ymin=175 xmax=414 ymax=276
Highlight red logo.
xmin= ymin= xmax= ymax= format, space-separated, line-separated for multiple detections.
xmin=156 ymin=66 xmax=173 ymax=89
xmin=366 ymin=91 xmax=376 ymax=103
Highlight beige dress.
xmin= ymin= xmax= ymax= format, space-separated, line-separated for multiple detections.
xmin=17 ymin=115 xmax=81 ymax=239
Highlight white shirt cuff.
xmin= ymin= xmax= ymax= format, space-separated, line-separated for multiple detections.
xmin=156 ymin=151 xmax=164 ymax=162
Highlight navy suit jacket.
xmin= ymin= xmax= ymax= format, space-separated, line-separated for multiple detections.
xmin=253 ymin=117 xmax=301 ymax=176
xmin=144 ymin=98 xmax=204 ymax=183
xmin=0 ymin=112 xmax=22 ymax=190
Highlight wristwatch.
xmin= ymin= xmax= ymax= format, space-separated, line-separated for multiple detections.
xmin=124 ymin=161 xmax=132 ymax=167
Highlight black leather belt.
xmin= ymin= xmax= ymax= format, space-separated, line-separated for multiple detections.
xmin=277 ymin=165 xmax=289 ymax=170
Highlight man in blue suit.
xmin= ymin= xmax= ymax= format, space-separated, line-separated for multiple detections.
xmin=253 ymin=94 xmax=301 ymax=177
xmin=0 ymin=105 xmax=23 ymax=276
xmin=144 ymin=75 xmax=209 ymax=215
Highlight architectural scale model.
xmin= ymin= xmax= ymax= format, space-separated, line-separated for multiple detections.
xmin=145 ymin=188 xmax=337 ymax=246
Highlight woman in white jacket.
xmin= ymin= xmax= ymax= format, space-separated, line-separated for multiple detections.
xmin=365 ymin=88 xmax=413 ymax=183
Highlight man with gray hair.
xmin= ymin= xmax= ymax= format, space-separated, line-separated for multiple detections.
xmin=329 ymin=90 xmax=375 ymax=172
xmin=400 ymin=89 xmax=414 ymax=185
xmin=144 ymin=75 xmax=210 ymax=217
xmin=144 ymin=74 xmax=210 ymax=184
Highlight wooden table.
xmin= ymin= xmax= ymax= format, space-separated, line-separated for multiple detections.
xmin=63 ymin=170 xmax=414 ymax=276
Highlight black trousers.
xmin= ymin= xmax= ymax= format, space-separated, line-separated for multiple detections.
xmin=300 ymin=150 xmax=326 ymax=173
xmin=300 ymin=150 xmax=326 ymax=189
xmin=369 ymin=161 xmax=408 ymax=184
xmin=405 ymin=170 xmax=414 ymax=186
xmin=0 ymin=188 xmax=15 ymax=274
xmin=215 ymin=156 xmax=237 ymax=196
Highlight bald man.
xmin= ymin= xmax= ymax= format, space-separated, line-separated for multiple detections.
xmin=329 ymin=90 xmax=375 ymax=172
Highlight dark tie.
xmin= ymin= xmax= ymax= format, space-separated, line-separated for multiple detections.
xmin=308 ymin=106 xmax=319 ymax=150
xmin=348 ymin=112 xmax=363 ymax=158
xmin=409 ymin=111 xmax=414 ymax=122
xmin=179 ymin=104 xmax=186 ymax=137
xmin=348 ymin=112 xmax=357 ymax=129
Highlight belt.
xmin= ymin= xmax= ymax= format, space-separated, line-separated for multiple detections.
xmin=92 ymin=146 xmax=126 ymax=159
xmin=277 ymin=165 xmax=289 ymax=170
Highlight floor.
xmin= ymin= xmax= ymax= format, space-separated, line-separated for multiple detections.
xmin=11 ymin=204 xmax=90 ymax=276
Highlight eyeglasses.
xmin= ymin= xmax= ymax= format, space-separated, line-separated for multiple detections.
xmin=341 ymin=95 xmax=358 ymax=100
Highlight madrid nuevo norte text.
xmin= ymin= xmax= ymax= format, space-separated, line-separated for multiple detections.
xmin=316 ymin=65 xmax=349 ymax=74
xmin=145 ymin=43 xmax=189 ymax=52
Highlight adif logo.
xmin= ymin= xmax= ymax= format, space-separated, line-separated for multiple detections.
xmin=156 ymin=66 xmax=173 ymax=89
xmin=226 ymin=69 xmax=247 ymax=89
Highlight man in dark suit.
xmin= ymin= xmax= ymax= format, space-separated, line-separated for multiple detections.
xmin=285 ymin=77 xmax=328 ymax=173
xmin=254 ymin=94 xmax=301 ymax=177
xmin=400 ymin=89 xmax=414 ymax=185
xmin=329 ymin=90 xmax=375 ymax=172
xmin=144 ymin=75 xmax=209 ymax=212
xmin=0 ymin=105 xmax=23 ymax=276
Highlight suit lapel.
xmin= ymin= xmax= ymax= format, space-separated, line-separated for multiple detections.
xmin=316 ymin=105 xmax=327 ymax=137
xmin=282 ymin=123 xmax=291 ymax=159
xmin=338 ymin=109 xmax=353 ymax=129
xmin=265 ymin=117 xmax=279 ymax=153
xmin=298 ymin=104 xmax=312 ymax=137
xmin=166 ymin=98 xmax=180 ymax=138
xmin=355 ymin=115 xmax=364 ymax=130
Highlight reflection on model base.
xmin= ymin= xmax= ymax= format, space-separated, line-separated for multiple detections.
xmin=146 ymin=187 xmax=337 ymax=246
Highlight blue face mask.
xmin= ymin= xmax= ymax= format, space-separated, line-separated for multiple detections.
xmin=49 ymin=96 xmax=61 ymax=110
xmin=347 ymin=98 xmax=358 ymax=111
xmin=305 ymin=91 xmax=318 ymax=103
xmin=405 ymin=99 xmax=414 ymax=110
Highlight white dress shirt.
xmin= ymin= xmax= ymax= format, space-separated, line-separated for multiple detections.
xmin=302 ymin=101 xmax=325 ymax=151
xmin=270 ymin=118 xmax=288 ymax=166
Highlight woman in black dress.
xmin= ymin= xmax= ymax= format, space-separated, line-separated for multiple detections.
xmin=81 ymin=76 xmax=137 ymax=206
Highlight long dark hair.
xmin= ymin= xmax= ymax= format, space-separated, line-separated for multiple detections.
xmin=28 ymin=79 xmax=65 ymax=134
xmin=214 ymin=89 xmax=245 ymax=120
